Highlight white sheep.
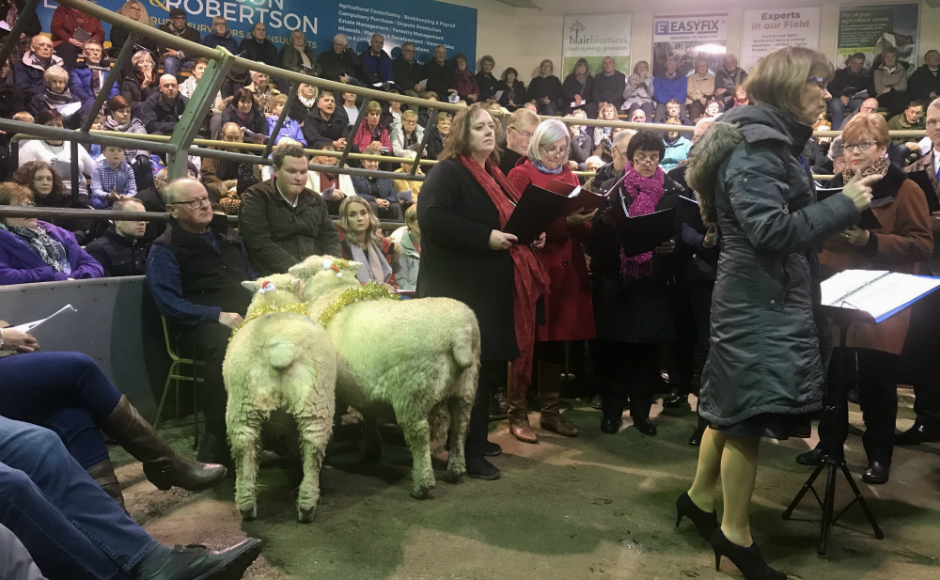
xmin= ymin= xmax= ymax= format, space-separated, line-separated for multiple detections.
xmin=223 ymin=273 xmax=337 ymax=523
xmin=287 ymin=255 xmax=481 ymax=499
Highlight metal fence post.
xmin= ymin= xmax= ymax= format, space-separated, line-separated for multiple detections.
xmin=262 ymin=81 xmax=299 ymax=159
xmin=70 ymin=140 xmax=81 ymax=204
xmin=0 ymin=0 xmax=41 ymax=67
xmin=410 ymin=107 xmax=438 ymax=175
xmin=81 ymin=34 xmax=139 ymax=133
xmin=165 ymin=48 xmax=235 ymax=180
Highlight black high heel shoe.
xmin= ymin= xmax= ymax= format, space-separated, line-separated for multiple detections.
xmin=675 ymin=492 xmax=718 ymax=541
xmin=711 ymin=529 xmax=785 ymax=580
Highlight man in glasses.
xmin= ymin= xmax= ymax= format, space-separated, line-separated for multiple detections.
xmin=147 ymin=178 xmax=256 ymax=465
xmin=13 ymin=35 xmax=66 ymax=101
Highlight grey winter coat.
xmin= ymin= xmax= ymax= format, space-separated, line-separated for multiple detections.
xmin=687 ymin=104 xmax=860 ymax=427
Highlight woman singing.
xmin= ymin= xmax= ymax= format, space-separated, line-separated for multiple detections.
xmin=679 ymin=47 xmax=878 ymax=578
xmin=417 ymin=104 xmax=547 ymax=480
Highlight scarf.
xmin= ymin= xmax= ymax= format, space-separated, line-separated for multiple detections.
xmin=575 ymin=71 xmax=589 ymax=86
xmin=11 ymin=226 xmax=69 ymax=273
xmin=104 ymin=116 xmax=130 ymax=132
xmin=293 ymin=44 xmax=311 ymax=68
xmin=843 ymin=155 xmax=890 ymax=182
xmin=298 ymin=93 xmax=317 ymax=109
xmin=458 ymin=155 xmax=548 ymax=395
xmin=618 ymin=165 xmax=665 ymax=279
xmin=348 ymin=240 xmax=392 ymax=284
xmin=43 ymin=87 xmax=74 ymax=108
xmin=532 ymin=160 xmax=564 ymax=175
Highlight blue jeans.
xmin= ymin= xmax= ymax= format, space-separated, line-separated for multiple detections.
xmin=0 ymin=417 xmax=158 ymax=580
xmin=536 ymin=100 xmax=559 ymax=116
xmin=0 ymin=352 xmax=123 ymax=469
xmin=162 ymin=56 xmax=192 ymax=77
xmin=829 ymin=97 xmax=864 ymax=130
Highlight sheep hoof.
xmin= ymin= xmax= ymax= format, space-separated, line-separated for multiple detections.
xmin=442 ymin=470 xmax=464 ymax=484
xmin=297 ymin=506 xmax=316 ymax=523
xmin=410 ymin=485 xmax=433 ymax=500
xmin=239 ymin=503 xmax=258 ymax=521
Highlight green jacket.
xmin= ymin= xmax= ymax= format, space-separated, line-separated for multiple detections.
xmin=887 ymin=113 xmax=926 ymax=148
xmin=238 ymin=181 xmax=341 ymax=275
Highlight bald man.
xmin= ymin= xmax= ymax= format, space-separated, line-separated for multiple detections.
xmin=839 ymin=97 xmax=880 ymax=130
xmin=360 ymin=33 xmax=394 ymax=88
xmin=146 ymin=178 xmax=256 ymax=463
xmin=14 ymin=35 xmax=67 ymax=101
xmin=139 ymin=74 xmax=189 ymax=134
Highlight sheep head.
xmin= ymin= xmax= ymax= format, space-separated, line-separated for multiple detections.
xmin=288 ymin=255 xmax=361 ymax=299
xmin=242 ymin=273 xmax=305 ymax=318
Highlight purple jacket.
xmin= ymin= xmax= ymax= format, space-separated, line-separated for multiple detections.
xmin=0 ymin=221 xmax=104 ymax=285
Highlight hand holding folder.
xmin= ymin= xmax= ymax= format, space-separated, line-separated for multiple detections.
xmin=502 ymin=181 xmax=581 ymax=245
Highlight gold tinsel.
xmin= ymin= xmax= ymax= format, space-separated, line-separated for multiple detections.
xmin=229 ymin=301 xmax=312 ymax=341
xmin=317 ymin=283 xmax=400 ymax=328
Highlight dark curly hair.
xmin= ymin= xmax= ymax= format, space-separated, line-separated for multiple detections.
xmin=626 ymin=130 xmax=666 ymax=164
xmin=11 ymin=161 xmax=68 ymax=206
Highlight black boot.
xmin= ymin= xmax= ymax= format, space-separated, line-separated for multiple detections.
xmin=134 ymin=538 xmax=262 ymax=580
xmin=466 ymin=456 xmax=500 ymax=480
xmin=662 ymin=385 xmax=690 ymax=409
xmin=796 ymin=445 xmax=825 ymax=466
xmin=896 ymin=421 xmax=940 ymax=446
xmin=87 ymin=458 xmax=127 ymax=514
xmin=100 ymin=396 xmax=228 ymax=491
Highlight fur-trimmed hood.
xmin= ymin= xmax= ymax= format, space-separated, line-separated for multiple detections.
xmin=687 ymin=104 xmax=813 ymax=226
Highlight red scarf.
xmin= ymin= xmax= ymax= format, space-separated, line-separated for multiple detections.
xmin=458 ymin=155 xmax=548 ymax=395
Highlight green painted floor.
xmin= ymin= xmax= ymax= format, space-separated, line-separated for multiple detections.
xmin=114 ymin=394 xmax=940 ymax=580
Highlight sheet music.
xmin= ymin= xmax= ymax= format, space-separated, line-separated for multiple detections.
xmin=493 ymin=90 xmax=503 ymax=101
xmin=821 ymin=270 xmax=940 ymax=322
xmin=12 ymin=305 xmax=77 ymax=333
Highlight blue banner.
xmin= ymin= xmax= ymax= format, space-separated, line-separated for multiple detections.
xmin=36 ymin=0 xmax=477 ymax=68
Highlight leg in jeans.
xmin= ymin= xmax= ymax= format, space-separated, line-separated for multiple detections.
xmin=0 ymin=352 xmax=122 ymax=469
xmin=466 ymin=360 xmax=504 ymax=457
xmin=0 ymin=418 xmax=158 ymax=579
xmin=162 ymin=56 xmax=180 ymax=77
xmin=0 ymin=522 xmax=46 ymax=580
xmin=828 ymin=98 xmax=848 ymax=130
xmin=857 ymin=349 xmax=898 ymax=466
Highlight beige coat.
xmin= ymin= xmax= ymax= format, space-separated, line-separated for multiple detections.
xmin=686 ymin=73 xmax=715 ymax=104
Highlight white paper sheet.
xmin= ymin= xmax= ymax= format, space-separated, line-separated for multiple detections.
xmin=12 ymin=305 xmax=77 ymax=333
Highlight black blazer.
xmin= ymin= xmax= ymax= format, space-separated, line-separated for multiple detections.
xmin=417 ymin=159 xmax=518 ymax=361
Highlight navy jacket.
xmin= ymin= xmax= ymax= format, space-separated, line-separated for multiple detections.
xmin=351 ymin=176 xmax=397 ymax=203
xmin=203 ymin=32 xmax=239 ymax=54
xmin=69 ymin=64 xmax=120 ymax=106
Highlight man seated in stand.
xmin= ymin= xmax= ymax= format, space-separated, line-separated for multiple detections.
xmin=91 ymin=146 xmax=138 ymax=209
xmin=146 ymin=179 xmax=256 ymax=464
xmin=157 ymin=8 xmax=201 ymax=78
xmin=360 ymin=34 xmax=395 ymax=90
xmin=838 ymin=96 xmax=879 ymax=130
xmin=69 ymin=41 xmax=119 ymax=115
xmin=887 ymin=100 xmax=927 ymax=166
xmin=828 ymin=52 xmax=876 ymax=132
xmin=14 ymin=35 xmax=66 ymax=102
xmin=392 ymin=42 xmax=426 ymax=105
xmin=591 ymin=57 xmax=626 ymax=113
xmin=86 ymin=198 xmax=149 ymax=277
xmin=319 ymin=34 xmax=362 ymax=86
xmin=352 ymin=146 xmax=405 ymax=221
xmin=425 ymin=45 xmax=457 ymax=101
xmin=140 ymin=75 xmax=188 ymax=135
xmin=239 ymin=142 xmax=342 ymax=276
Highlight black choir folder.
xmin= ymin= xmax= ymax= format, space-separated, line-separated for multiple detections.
xmin=820 ymin=270 xmax=940 ymax=324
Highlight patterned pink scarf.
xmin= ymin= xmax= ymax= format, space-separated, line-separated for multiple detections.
xmin=619 ymin=165 xmax=665 ymax=279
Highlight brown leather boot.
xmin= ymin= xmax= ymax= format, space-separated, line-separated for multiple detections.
xmin=87 ymin=458 xmax=127 ymax=514
xmin=99 ymin=396 xmax=227 ymax=492
xmin=507 ymin=387 xmax=538 ymax=444
xmin=538 ymin=361 xmax=578 ymax=437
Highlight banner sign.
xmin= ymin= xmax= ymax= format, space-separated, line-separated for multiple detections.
xmin=652 ymin=13 xmax=728 ymax=77
xmin=740 ymin=8 xmax=821 ymax=72
xmin=561 ymin=14 xmax=632 ymax=77
xmin=36 ymin=0 xmax=477 ymax=67
xmin=837 ymin=3 xmax=919 ymax=69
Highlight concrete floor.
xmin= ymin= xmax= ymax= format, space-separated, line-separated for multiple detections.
xmin=114 ymin=392 xmax=940 ymax=580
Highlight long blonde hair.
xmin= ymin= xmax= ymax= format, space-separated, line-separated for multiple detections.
xmin=118 ymin=0 xmax=151 ymax=25
xmin=338 ymin=196 xmax=383 ymax=247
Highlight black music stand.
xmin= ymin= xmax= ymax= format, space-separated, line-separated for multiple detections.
xmin=782 ymin=306 xmax=884 ymax=555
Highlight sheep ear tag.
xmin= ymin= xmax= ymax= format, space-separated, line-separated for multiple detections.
xmin=258 ymin=281 xmax=277 ymax=294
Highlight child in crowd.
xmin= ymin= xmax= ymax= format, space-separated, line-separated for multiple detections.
xmin=266 ymin=94 xmax=307 ymax=146
xmin=91 ymin=146 xmax=137 ymax=209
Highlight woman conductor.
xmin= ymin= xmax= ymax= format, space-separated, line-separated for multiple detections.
xmin=417 ymin=104 xmax=548 ymax=481
xmin=678 ymin=47 xmax=878 ymax=578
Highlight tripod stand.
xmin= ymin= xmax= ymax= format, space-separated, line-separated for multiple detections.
xmin=782 ymin=314 xmax=884 ymax=555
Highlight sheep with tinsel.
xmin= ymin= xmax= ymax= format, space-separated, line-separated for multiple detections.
xmin=223 ymin=273 xmax=337 ymax=522
xmin=287 ymin=255 xmax=481 ymax=499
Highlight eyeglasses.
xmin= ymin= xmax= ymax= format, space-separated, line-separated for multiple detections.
xmin=511 ymin=128 xmax=533 ymax=139
xmin=171 ymin=196 xmax=210 ymax=209
xmin=634 ymin=154 xmax=660 ymax=165
xmin=806 ymin=76 xmax=828 ymax=89
xmin=542 ymin=145 xmax=566 ymax=157
xmin=842 ymin=140 xmax=878 ymax=153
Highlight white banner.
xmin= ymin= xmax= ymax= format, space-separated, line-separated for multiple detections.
xmin=741 ymin=8 xmax=822 ymax=71
xmin=562 ymin=13 xmax=633 ymax=76
xmin=652 ymin=13 xmax=728 ymax=77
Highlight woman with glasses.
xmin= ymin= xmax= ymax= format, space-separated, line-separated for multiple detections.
xmin=587 ymin=130 xmax=684 ymax=439
xmin=794 ymin=113 xmax=932 ymax=484
xmin=679 ymin=47 xmax=877 ymax=579
xmin=121 ymin=51 xmax=158 ymax=116
xmin=0 ymin=182 xmax=102 ymax=285
xmin=506 ymin=120 xmax=595 ymax=442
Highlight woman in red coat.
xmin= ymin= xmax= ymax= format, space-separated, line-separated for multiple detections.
xmin=50 ymin=5 xmax=105 ymax=70
xmin=507 ymin=119 xmax=596 ymax=442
